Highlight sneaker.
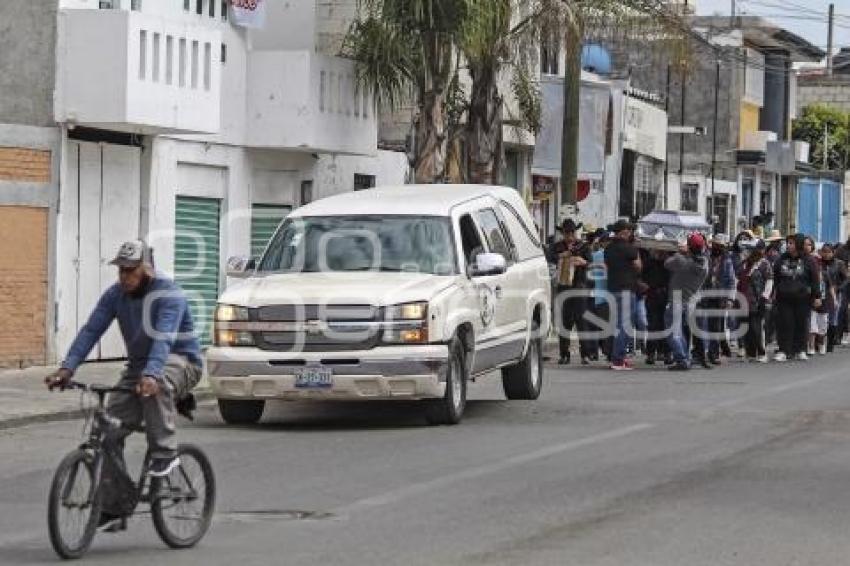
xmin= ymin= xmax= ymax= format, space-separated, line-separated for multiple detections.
xmin=806 ymin=348 xmax=815 ymax=356
xmin=796 ymin=352 xmax=810 ymax=362
xmin=668 ymin=362 xmax=690 ymax=371
xmin=581 ymin=356 xmax=590 ymax=366
xmin=148 ymin=456 xmax=180 ymax=478
xmin=757 ymin=355 xmax=769 ymax=364
xmin=610 ymin=362 xmax=634 ymax=371
xmin=818 ymin=344 xmax=827 ymax=355
xmin=774 ymin=352 xmax=788 ymax=362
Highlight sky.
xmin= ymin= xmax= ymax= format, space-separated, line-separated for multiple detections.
xmin=697 ymin=0 xmax=850 ymax=59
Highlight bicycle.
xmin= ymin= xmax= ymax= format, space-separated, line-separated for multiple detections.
xmin=47 ymin=381 xmax=216 ymax=559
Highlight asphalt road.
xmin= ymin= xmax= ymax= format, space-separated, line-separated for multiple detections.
xmin=3 ymin=353 xmax=850 ymax=565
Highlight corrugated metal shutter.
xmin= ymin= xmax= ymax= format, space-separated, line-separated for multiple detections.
xmin=821 ymin=181 xmax=841 ymax=243
xmin=251 ymin=204 xmax=291 ymax=259
xmin=797 ymin=179 xmax=819 ymax=240
xmin=175 ymin=196 xmax=221 ymax=346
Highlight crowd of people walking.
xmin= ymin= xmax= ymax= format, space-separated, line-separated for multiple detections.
xmin=547 ymin=218 xmax=850 ymax=372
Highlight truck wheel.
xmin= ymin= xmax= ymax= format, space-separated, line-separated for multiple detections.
xmin=218 ymin=400 xmax=265 ymax=425
xmin=425 ymin=339 xmax=467 ymax=425
xmin=502 ymin=330 xmax=543 ymax=400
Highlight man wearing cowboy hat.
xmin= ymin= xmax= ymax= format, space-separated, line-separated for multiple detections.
xmin=548 ymin=219 xmax=593 ymax=364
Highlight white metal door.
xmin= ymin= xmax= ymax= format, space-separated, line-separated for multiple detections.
xmin=99 ymin=144 xmax=142 ymax=358
xmin=64 ymin=141 xmax=141 ymax=360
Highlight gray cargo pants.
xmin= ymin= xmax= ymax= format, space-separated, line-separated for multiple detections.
xmin=107 ymin=354 xmax=203 ymax=459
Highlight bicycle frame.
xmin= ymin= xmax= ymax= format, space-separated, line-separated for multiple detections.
xmin=66 ymin=381 xmax=199 ymax=513
xmin=67 ymin=383 xmax=153 ymax=514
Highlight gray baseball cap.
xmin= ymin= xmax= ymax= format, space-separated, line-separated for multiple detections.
xmin=109 ymin=240 xmax=150 ymax=267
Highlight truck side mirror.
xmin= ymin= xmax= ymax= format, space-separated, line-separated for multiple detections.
xmin=226 ymin=256 xmax=256 ymax=278
xmin=470 ymin=253 xmax=507 ymax=277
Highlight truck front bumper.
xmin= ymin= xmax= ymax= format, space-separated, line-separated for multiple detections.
xmin=205 ymin=345 xmax=450 ymax=401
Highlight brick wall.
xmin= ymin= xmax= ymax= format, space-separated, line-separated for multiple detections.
xmin=0 ymin=206 xmax=48 ymax=368
xmin=0 ymin=146 xmax=52 ymax=183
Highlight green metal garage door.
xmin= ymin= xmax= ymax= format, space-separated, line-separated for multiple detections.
xmin=175 ymin=196 xmax=221 ymax=346
xmin=251 ymin=204 xmax=291 ymax=260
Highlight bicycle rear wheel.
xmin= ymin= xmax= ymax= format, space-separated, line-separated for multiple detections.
xmin=47 ymin=449 xmax=101 ymax=559
xmin=151 ymin=444 xmax=216 ymax=549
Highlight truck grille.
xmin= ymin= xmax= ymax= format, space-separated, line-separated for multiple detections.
xmin=254 ymin=304 xmax=380 ymax=352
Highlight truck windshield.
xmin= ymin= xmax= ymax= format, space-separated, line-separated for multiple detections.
xmin=257 ymin=216 xmax=457 ymax=275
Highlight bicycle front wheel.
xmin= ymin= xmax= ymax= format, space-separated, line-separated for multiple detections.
xmin=47 ymin=449 xmax=101 ymax=559
xmin=151 ymin=444 xmax=216 ymax=549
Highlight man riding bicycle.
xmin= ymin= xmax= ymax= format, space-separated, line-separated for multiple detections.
xmin=46 ymin=240 xmax=203 ymax=478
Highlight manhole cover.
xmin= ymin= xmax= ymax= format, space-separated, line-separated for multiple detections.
xmin=220 ymin=510 xmax=335 ymax=523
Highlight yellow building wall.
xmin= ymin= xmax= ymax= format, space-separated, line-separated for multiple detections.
xmin=739 ymin=102 xmax=761 ymax=147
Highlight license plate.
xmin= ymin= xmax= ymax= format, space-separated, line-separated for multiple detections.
xmin=294 ymin=367 xmax=334 ymax=389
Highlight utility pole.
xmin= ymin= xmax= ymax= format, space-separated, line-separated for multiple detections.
xmin=560 ymin=17 xmax=582 ymax=209
xmin=711 ymin=59 xmax=720 ymax=228
xmin=824 ymin=123 xmax=830 ymax=170
xmin=663 ymin=64 xmax=671 ymax=208
xmin=828 ymin=3 xmax=835 ymax=76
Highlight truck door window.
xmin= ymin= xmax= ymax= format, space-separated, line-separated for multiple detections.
xmin=475 ymin=208 xmax=512 ymax=262
xmin=459 ymin=214 xmax=485 ymax=267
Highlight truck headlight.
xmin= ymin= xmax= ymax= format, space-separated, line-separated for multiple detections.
xmin=215 ymin=304 xmax=250 ymax=322
xmin=385 ymin=302 xmax=428 ymax=321
xmin=382 ymin=325 xmax=429 ymax=344
xmin=214 ymin=329 xmax=255 ymax=347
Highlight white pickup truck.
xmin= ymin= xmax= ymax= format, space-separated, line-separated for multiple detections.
xmin=206 ymin=184 xmax=551 ymax=425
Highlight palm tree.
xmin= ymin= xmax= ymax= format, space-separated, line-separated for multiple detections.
xmin=344 ymin=0 xmax=471 ymax=183
xmin=459 ymin=0 xmax=567 ymax=185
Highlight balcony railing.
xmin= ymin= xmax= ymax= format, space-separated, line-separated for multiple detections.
xmin=56 ymin=9 xmax=221 ymax=135
xmin=246 ymin=51 xmax=378 ymax=156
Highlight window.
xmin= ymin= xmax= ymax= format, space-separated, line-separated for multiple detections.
xmin=459 ymin=215 xmax=485 ymax=267
xmin=165 ymin=36 xmax=174 ymax=84
xmin=300 ymin=181 xmax=313 ymax=205
xmin=353 ymin=174 xmax=375 ymax=191
xmin=196 ymin=0 xmax=203 ymax=15
xmin=681 ymin=183 xmax=699 ymax=212
xmin=191 ymin=40 xmax=199 ymax=89
xmin=131 ymin=0 xmax=142 ymax=10
xmin=220 ymin=43 xmax=227 ymax=64
xmin=222 ymin=0 xmax=228 ymax=20
xmin=203 ymin=42 xmax=211 ymax=91
xmin=476 ymin=209 xmax=512 ymax=261
xmin=319 ymin=71 xmax=326 ymax=112
xmin=184 ymin=0 xmax=190 ymax=10
xmin=634 ymin=156 xmax=659 ymax=218
xmin=499 ymin=200 xmax=543 ymax=261
xmin=209 ymin=0 xmax=215 ymax=17
xmin=179 ymin=38 xmax=187 ymax=87
xmin=152 ymin=33 xmax=160 ymax=82
xmin=541 ymin=34 xmax=560 ymax=75
xmin=742 ymin=177 xmax=755 ymax=221
xmin=258 ymin=217 xmax=457 ymax=275
xmin=138 ymin=31 xmax=147 ymax=80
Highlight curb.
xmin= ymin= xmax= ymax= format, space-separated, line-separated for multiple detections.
xmin=0 ymin=389 xmax=217 ymax=431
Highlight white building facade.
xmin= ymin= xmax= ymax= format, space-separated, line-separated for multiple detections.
xmin=1 ymin=0 xmax=409 ymax=363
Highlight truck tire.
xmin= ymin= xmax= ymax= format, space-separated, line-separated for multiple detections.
xmin=218 ymin=399 xmax=265 ymax=425
xmin=425 ymin=338 xmax=467 ymax=425
xmin=502 ymin=329 xmax=543 ymax=400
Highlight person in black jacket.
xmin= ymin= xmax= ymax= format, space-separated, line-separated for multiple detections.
xmin=773 ymin=234 xmax=822 ymax=362
xmin=820 ymin=244 xmax=848 ymax=352
xmin=640 ymin=249 xmax=670 ymax=365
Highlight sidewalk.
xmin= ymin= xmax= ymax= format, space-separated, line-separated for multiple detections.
xmin=0 ymin=362 xmax=212 ymax=429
